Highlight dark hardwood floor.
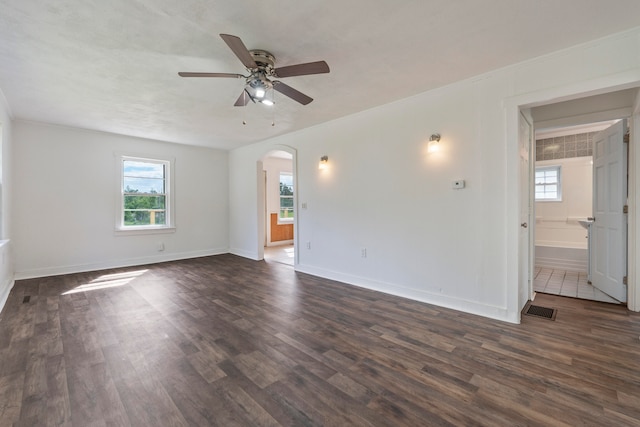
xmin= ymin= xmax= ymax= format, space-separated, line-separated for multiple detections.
xmin=1 ymin=254 xmax=640 ymax=426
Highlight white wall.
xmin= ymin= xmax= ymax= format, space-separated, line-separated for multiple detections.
xmin=535 ymin=157 xmax=592 ymax=249
xmin=0 ymin=90 xmax=14 ymax=311
xmin=13 ymin=121 xmax=229 ymax=278
xmin=262 ymin=156 xmax=293 ymax=246
xmin=229 ymin=27 xmax=640 ymax=323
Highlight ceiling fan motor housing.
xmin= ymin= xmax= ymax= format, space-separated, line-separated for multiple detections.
xmin=249 ymin=50 xmax=275 ymax=73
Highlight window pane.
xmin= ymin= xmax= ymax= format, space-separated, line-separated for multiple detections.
xmin=280 ymin=208 xmax=294 ymax=218
xmin=124 ymin=195 xmax=165 ymax=209
xmin=280 ymin=183 xmax=293 ymax=195
xmin=124 ymin=177 xmax=165 ymax=194
xmin=123 ymin=210 xmax=166 ymax=226
xmin=124 ymin=210 xmax=149 ymax=226
xmin=123 ymin=161 xmax=165 ymax=179
xmin=280 ymin=197 xmax=294 ymax=208
xmin=279 ymin=173 xmax=294 ymax=220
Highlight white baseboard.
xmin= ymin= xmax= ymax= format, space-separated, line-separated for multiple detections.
xmin=294 ymin=264 xmax=515 ymax=324
xmin=14 ymin=248 xmax=229 ymax=280
xmin=0 ymin=278 xmax=15 ymax=317
xmin=229 ymin=247 xmax=260 ymax=260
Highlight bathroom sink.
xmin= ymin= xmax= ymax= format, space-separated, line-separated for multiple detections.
xmin=578 ymin=220 xmax=594 ymax=229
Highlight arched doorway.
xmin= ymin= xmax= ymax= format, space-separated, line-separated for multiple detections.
xmin=258 ymin=147 xmax=297 ymax=266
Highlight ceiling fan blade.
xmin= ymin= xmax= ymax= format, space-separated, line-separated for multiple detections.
xmin=234 ymin=89 xmax=253 ymax=107
xmin=220 ymin=34 xmax=257 ymax=69
xmin=273 ymin=81 xmax=313 ymax=105
xmin=274 ymin=61 xmax=330 ymax=78
xmin=178 ymin=72 xmax=243 ymax=78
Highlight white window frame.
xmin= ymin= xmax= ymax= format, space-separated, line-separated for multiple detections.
xmin=535 ymin=165 xmax=562 ymax=202
xmin=278 ymin=171 xmax=294 ymax=224
xmin=115 ymin=154 xmax=175 ymax=235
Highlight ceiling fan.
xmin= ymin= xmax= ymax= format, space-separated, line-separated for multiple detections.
xmin=179 ymin=34 xmax=330 ymax=106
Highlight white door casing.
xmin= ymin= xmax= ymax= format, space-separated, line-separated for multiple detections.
xmin=591 ymin=120 xmax=627 ymax=302
xmin=519 ymin=111 xmax=533 ymax=310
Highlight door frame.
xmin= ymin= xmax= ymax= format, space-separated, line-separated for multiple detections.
xmin=506 ymin=76 xmax=640 ymax=321
xmin=518 ymin=110 xmax=534 ymax=309
xmin=256 ymin=146 xmax=298 ymax=265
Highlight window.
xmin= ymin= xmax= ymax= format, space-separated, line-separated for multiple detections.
xmin=279 ymin=172 xmax=294 ymax=222
xmin=117 ymin=155 xmax=174 ymax=232
xmin=535 ymin=165 xmax=561 ymax=201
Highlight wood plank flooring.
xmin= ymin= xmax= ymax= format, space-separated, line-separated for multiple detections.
xmin=1 ymin=254 xmax=640 ymax=426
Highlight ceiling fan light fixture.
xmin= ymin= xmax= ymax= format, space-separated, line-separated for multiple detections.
xmin=261 ymin=99 xmax=274 ymax=106
xmin=179 ymin=34 xmax=329 ymax=107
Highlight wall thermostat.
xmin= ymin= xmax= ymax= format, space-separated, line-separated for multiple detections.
xmin=452 ymin=180 xmax=466 ymax=189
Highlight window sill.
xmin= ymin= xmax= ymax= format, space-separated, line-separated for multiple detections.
xmin=114 ymin=226 xmax=176 ymax=236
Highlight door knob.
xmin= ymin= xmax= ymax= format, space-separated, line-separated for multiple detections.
xmin=521 ymin=222 xmax=528 ymax=228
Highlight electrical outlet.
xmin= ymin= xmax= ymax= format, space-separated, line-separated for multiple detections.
xmin=452 ymin=180 xmax=465 ymax=189
xmin=361 ymin=248 xmax=367 ymax=258
xmin=157 ymin=242 xmax=165 ymax=252
xmin=306 ymin=241 xmax=311 ymax=250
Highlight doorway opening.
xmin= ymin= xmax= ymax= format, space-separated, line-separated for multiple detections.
xmin=261 ymin=150 xmax=295 ymax=266
xmin=526 ymin=87 xmax=639 ymax=306
xmin=532 ymin=120 xmax=624 ymax=303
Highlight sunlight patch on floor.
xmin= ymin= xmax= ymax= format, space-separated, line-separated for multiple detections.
xmin=62 ymin=269 xmax=148 ymax=295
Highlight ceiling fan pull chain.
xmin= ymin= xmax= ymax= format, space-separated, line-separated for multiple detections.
xmin=243 ymin=90 xmax=247 ymax=125
xmin=272 ymin=88 xmax=276 ymax=127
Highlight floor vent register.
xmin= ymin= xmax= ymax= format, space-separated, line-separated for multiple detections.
xmin=522 ymin=302 xmax=557 ymax=321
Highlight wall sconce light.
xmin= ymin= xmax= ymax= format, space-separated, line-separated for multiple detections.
xmin=428 ymin=133 xmax=441 ymax=153
xmin=318 ymin=155 xmax=329 ymax=170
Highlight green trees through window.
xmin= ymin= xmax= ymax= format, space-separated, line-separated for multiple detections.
xmin=279 ymin=173 xmax=294 ymax=220
xmin=122 ymin=159 xmax=168 ymax=226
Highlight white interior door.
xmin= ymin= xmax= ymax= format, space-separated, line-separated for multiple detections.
xmin=591 ymin=120 xmax=627 ymax=302
xmin=519 ymin=111 xmax=533 ymax=308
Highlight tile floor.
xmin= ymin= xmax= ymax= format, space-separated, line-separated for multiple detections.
xmin=263 ymin=244 xmax=294 ymax=266
xmin=533 ymin=266 xmax=620 ymax=304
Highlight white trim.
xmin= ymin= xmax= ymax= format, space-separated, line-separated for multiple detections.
xmin=14 ymin=247 xmax=228 ymax=280
xmin=230 ymin=247 xmax=260 ymax=260
xmin=114 ymin=226 xmax=176 ymax=236
xmin=0 ymin=279 xmax=14 ymax=317
xmin=629 ymin=95 xmax=640 ymax=311
xmin=295 ymin=263 xmax=513 ymax=323
xmin=0 ymin=240 xmax=13 ymax=318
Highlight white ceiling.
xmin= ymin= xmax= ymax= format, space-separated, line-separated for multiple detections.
xmin=1 ymin=1 xmax=640 ymax=150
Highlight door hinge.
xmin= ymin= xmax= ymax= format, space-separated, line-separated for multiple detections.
xmin=623 ymin=276 xmax=628 ymax=285
xmin=623 ymin=205 xmax=629 ymax=214
xmin=623 ymin=133 xmax=630 ymax=143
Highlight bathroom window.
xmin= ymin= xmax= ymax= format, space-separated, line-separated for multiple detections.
xmin=535 ymin=165 xmax=561 ymax=201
